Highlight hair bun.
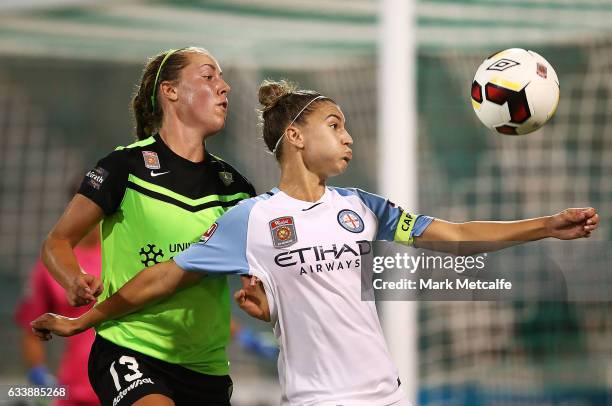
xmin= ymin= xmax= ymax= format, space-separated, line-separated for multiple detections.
xmin=258 ymin=79 xmax=296 ymax=110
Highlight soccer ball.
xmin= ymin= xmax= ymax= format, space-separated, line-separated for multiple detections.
xmin=471 ymin=48 xmax=559 ymax=135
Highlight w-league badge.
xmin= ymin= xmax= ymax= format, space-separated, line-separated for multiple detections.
xmin=270 ymin=216 xmax=297 ymax=249
xmin=200 ymin=222 xmax=219 ymax=244
xmin=142 ymin=151 xmax=161 ymax=169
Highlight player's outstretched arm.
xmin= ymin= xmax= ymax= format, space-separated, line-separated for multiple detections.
xmin=31 ymin=260 xmax=201 ymax=339
xmin=416 ymin=207 xmax=599 ymax=255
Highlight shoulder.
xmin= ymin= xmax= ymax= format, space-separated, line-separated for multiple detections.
xmin=114 ymin=135 xmax=158 ymax=152
xmin=208 ymin=153 xmax=256 ymax=196
xmin=330 ymin=187 xmax=386 ymax=206
xmin=195 ymin=192 xmax=273 ymax=245
xmin=220 ymin=191 xmax=275 ymax=222
xmin=95 ymin=136 xmax=157 ymax=167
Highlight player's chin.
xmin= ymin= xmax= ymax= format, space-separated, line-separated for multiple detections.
xmin=333 ymin=159 xmax=350 ymax=174
xmin=206 ymin=116 xmax=227 ymax=135
xmin=340 ymin=157 xmax=351 ymax=170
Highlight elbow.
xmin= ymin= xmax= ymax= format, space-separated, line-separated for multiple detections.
xmin=455 ymin=245 xmax=484 ymax=257
xmin=452 ymin=223 xmax=482 ymax=257
xmin=454 ymin=223 xmax=494 ymax=256
xmin=40 ymin=234 xmax=56 ymax=266
xmin=148 ymin=264 xmax=185 ymax=301
xmin=445 ymin=223 xmax=466 ymax=256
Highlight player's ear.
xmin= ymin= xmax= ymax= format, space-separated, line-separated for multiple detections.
xmin=160 ymin=81 xmax=178 ymax=103
xmin=285 ymin=126 xmax=305 ymax=149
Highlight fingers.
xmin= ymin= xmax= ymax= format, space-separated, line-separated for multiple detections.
xmin=239 ymin=275 xmax=261 ymax=290
xmin=234 ymin=289 xmax=246 ymax=305
xmin=239 ymin=275 xmax=252 ymax=290
xmin=67 ymin=295 xmax=80 ymax=307
xmin=76 ymin=276 xmax=97 ymax=303
xmin=32 ymin=328 xmax=52 ymax=341
xmin=580 ymin=212 xmax=599 ymax=235
xmin=564 ymin=208 xmax=586 ymax=222
xmin=574 ymin=208 xmax=597 ymax=221
xmin=89 ymin=277 xmax=104 ymax=298
xmin=31 ymin=313 xmax=57 ymax=331
xmin=585 ymin=213 xmax=599 ymax=226
xmin=582 ymin=207 xmax=596 ymax=217
xmin=31 ymin=314 xmax=55 ymax=341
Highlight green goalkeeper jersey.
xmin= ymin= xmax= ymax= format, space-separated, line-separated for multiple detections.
xmin=78 ymin=134 xmax=255 ymax=375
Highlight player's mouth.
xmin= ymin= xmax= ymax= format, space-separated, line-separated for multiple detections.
xmin=342 ymin=151 xmax=353 ymax=162
xmin=217 ymin=100 xmax=228 ymax=111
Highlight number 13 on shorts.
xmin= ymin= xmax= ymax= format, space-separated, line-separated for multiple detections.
xmin=109 ymin=356 xmax=144 ymax=391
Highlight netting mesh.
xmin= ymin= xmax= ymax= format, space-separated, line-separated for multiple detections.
xmin=416 ymin=40 xmax=612 ymax=402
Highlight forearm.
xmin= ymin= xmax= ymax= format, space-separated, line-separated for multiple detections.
xmin=456 ymin=217 xmax=550 ymax=255
xmin=417 ymin=217 xmax=552 ymax=256
xmin=41 ymin=237 xmax=83 ymax=290
xmin=76 ymin=261 xmax=200 ymax=330
xmin=458 ymin=217 xmax=551 ymax=242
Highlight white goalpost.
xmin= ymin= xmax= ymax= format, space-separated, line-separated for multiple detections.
xmin=379 ymin=0 xmax=418 ymax=404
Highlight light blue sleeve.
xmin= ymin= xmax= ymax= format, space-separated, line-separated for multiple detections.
xmin=173 ymin=198 xmax=257 ymax=275
xmin=333 ymin=187 xmax=434 ymax=243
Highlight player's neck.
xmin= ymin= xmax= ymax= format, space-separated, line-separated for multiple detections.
xmin=158 ymin=120 xmax=208 ymax=163
xmin=278 ymin=162 xmax=325 ymax=202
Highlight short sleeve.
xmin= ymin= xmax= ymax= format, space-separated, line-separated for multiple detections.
xmin=78 ymin=150 xmax=128 ymax=215
xmin=173 ymin=198 xmax=256 ymax=275
xmin=341 ymin=188 xmax=434 ymax=245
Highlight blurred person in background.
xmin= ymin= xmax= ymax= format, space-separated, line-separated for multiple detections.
xmin=38 ymin=47 xmax=256 ymax=405
xmin=31 ymin=80 xmax=599 ymax=405
xmin=14 ymin=179 xmax=100 ymax=406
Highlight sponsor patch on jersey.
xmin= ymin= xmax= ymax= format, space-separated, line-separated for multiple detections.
xmin=85 ymin=166 xmax=109 ymax=190
xmin=142 ymin=151 xmax=160 ymax=169
xmin=337 ymin=209 xmax=364 ymax=233
xmin=218 ymin=171 xmax=234 ymax=186
xmin=269 ymin=216 xmax=297 ymax=249
xmin=199 ymin=222 xmax=219 ymax=244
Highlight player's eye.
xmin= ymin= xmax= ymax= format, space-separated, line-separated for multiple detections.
xmin=202 ymin=75 xmax=214 ymax=80
xmin=330 ymin=123 xmax=338 ymax=129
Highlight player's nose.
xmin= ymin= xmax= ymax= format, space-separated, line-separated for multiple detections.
xmin=219 ymin=77 xmax=230 ymax=96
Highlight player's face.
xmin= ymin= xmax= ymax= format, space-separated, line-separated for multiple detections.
xmin=175 ymin=52 xmax=230 ymax=135
xmin=300 ymin=102 xmax=353 ymax=178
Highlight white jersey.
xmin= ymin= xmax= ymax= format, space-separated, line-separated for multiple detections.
xmin=175 ymin=187 xmax=433 ymax=405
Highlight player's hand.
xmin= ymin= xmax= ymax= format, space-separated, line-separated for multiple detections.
xmin=30 ymin=313 xmax=86 ymax=340
xmin=234 ymin=276 xmax=271 ymax=322
xmin=548 ymin=207 xmax=599 ymax=240
xmin=67 ymin=272 xmax=103 ymax=306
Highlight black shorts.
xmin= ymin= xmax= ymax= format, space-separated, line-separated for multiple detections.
xmin=88 ymin=335 xmax=233 ymax=406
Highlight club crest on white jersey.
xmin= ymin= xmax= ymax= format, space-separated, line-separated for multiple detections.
xmin=337 ymin=209 xmax=364 ymax=233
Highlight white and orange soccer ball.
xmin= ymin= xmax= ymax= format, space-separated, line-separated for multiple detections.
xmin=471 ymin=48 xmax=560 ymax=136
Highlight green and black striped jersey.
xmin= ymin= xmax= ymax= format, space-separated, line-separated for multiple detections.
xmin=79 ymin=134 xmax=255 ymax=375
